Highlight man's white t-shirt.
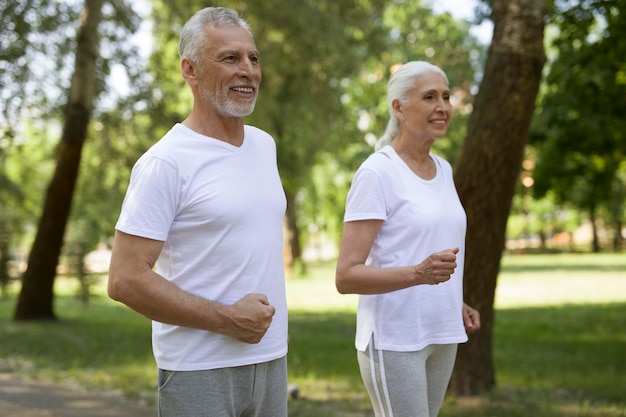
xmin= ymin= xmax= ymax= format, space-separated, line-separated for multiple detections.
xmin=344 ymin=146 xmax=468 ymax=352
xmin=116 ymin=123 xmax=288 ymax=371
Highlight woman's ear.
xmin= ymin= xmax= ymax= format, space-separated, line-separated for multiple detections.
xmin=391 ymin=99 xmax=404 ymax=120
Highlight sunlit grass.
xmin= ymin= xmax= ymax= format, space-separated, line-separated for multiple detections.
xmin=496 ymin=253 xmax=626 ymax=307
xmin=1 ymin=252 xmax=625 ymax=416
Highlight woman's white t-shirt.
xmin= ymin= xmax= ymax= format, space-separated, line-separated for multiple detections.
xmin=116 ymin=123 xmax=288 ymax=371
xmin=344 ymin=146 xmax=468 ymax=352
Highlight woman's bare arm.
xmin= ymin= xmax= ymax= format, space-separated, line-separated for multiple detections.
xmin=335 ymin=220 xmax=458 ymax=295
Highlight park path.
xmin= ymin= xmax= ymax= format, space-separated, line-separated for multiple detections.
xmin=0 ymin=373 xmax=155 ymax=417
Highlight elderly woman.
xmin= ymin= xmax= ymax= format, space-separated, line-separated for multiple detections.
xmin=336 ymin=61 xmax=480 ymax=417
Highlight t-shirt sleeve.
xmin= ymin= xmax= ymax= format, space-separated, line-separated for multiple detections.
xmin=344 ymin=167 xmax=387 ymax=222
xmin=115 ymin=156 xmax=180 ymax=241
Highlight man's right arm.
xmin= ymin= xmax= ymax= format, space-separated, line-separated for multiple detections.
xmin=107 ymin=230 xmax=274 ymax=344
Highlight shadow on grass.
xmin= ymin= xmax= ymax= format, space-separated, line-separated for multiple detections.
xmin=494 ymin=303 xmax=626 ymax=404
xmin=289 ymin=395 xmax=373 ymax=417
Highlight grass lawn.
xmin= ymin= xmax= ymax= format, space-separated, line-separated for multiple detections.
xmin=1 ymin=252 xmax=625 ymax=416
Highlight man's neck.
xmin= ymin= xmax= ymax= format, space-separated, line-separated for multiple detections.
xmin=182 ymin=112 xmax=245 ymax=147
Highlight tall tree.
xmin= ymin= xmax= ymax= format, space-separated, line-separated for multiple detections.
xmin=450 ymin=0 xmax=546 ymax=394
xmin=311 ymin=1 xmax=483 ymax=255
xmin=14 ymin=0 xmax=105 ymax=320
xmin=0 ymin=0 xmax=68 ymax=297
xmin=12 ymin=0 xmax=144 ymax=320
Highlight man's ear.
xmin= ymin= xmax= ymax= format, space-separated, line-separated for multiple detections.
xmin=181 ymin=58 xmax=196 ymax=85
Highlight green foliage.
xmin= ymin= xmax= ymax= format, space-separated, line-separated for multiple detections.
xmin=0 ymin=2 xmax=70 ymax=263
xmin=530 ymin=0 xmax=626 ymax=238
xmin=67 ymin=112 xmax=153 ymax=255
xmin=1 ymin=1 xmax=145 ymax=131
xmin=239 ymin=0 xmax=389 ymax=194
xmin=297 ymin=160 xmax=353 ymax=256
xmin=0 ymin=0 xmax=77 ymax=130
xmin=2 ymin=1 xmax=487 ymax=271
xmin=1 ymin=1 xmax=152 ymax=277
xmin=1 ymin=121 xmax=57 ymax=252
xmin=146 ymin=0 xmax=194 ymax=126
xmin=342 ymin=0 xmax=484 ymax=165
xmin=66 ymin=1 xmax=153 ymax=257
xmin=296 ymin=0 xmax=484 ymax=245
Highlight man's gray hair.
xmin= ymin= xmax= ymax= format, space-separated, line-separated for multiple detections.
xmin=178 ymin=7 xmax=253 ymax=65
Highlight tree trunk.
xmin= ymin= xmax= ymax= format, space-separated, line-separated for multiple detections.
xmin=284 ymin=190 xmax=304 ymax=275
xmin=0 ymin=216 xmax=9 ymax=297
xmin=450 ymin=0 xmax=546 ymax=395
xmin=589 ymin=205 xmax=600 ymax=253
xmin=614 ymin=219 xmax=623 ymax=252
xmin=14 ymin=0 xmax=104 ymax=321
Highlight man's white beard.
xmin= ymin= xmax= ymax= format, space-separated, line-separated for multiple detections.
xmin=205 ymin=89 xmax=257 ymax=118
xmin=222 ymin=99 xmax=256 ymax=117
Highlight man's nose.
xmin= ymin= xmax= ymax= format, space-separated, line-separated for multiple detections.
xmin=238 ymin=58 xmax=259 ymax=78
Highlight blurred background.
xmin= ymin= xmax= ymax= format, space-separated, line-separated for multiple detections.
xmin=2 ymin=0 xmax=623 ymax=288
xmin=0 ymin=0 xmax=624 ymax=414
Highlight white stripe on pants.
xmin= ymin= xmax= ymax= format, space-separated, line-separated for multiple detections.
xmin=357 ymin=338 xmax=457 ymax=417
